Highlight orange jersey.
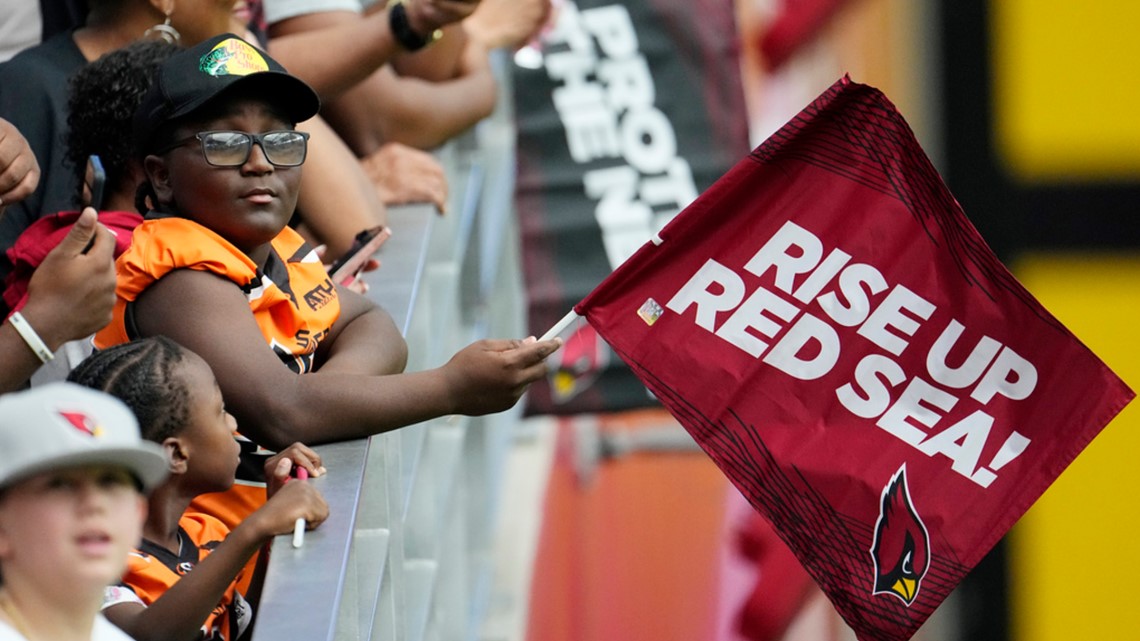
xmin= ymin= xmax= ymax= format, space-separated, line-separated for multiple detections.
xmin=105 ymin=513 xmax=252 ymax=641
xmin=94 ymin=214 xmax=341 ymax=373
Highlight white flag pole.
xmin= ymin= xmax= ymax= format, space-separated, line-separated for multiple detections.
xmin=539 ymin=309 xmax=580 ymax=342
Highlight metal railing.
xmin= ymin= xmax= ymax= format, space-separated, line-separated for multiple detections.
xmin=251 ymin=53 xmax=527 ymax=641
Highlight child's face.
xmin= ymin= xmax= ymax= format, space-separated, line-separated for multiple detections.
xmin=148 ymin=97 xmax=302 ymax=258
xmin=0 ymin=466 xmax=145 ymax=596
xmin=179 ymin=350 xmax=242 ymax=494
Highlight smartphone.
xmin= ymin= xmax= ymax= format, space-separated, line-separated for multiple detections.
xmin=89 ymin=155 xmax=106 ymax=210
xmin=328 ymin=226 xmax=389 ymax=284
xmin=80 ymin=155 xmax=107 ymax=254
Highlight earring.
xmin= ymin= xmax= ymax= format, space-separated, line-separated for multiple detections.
xmin=143 ymin=10 xmax=182 ymax=45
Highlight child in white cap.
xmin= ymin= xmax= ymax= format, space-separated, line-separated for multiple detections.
xmin=0 ymin=383 xmax=168 ymax=641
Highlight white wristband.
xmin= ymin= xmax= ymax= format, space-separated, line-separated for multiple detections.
xmin=8 ymin=312 xmax=55 ymax=364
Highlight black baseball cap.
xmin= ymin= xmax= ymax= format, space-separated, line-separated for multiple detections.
xmin=134 ymin=33 xmax=320 ymax=155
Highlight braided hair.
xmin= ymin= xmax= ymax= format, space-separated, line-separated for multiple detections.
xmin=67 ymin=337 xmax=190 ymax=444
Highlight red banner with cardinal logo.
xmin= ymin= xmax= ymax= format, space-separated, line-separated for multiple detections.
xmin=572 ymin=77 xmax=1134 ymax=640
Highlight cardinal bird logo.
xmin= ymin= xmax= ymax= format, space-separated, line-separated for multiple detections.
xmin=870 ymin=465 xmax=930 ymax=606
xmin=59 ymin=411 xmax=104 ymax=438
xmin=550 ymin=322 xmax=611 ymax=403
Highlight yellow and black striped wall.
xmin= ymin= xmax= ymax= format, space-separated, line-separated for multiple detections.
xmin=939 ymin=2 xmax=1140 ymax=640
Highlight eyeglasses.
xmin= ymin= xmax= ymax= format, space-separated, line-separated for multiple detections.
xmin=160 ymin=130 xmax=310 ymax=167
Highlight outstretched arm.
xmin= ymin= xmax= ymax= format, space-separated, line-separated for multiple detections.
xmin=323 ymin=38 xmax=496 ymax=154
xmin=266 ymin=9 xmax=398 ymax=99
xmin=104 ymin=482 xmax=327 ymax=641
xmin=267 ymin=0 xmax=481 ymax=99
xmin=131 ymin=269 xmax=560 ymax=449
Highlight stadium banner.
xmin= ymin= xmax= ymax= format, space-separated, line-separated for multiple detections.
xmin=514 ymin=0 xmax=750 ymax=415
xmin=570 ymin=77 xmax=1134 ymax=640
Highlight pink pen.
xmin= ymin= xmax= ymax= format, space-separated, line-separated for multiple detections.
xmin=291 ymin=467 xmax=309 ymax=548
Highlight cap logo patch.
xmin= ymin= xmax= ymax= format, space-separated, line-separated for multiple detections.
xmin=199 ymin=38 xmax=269 ymax=78
xmin=59 ymin=410 xmax=105 ymax=438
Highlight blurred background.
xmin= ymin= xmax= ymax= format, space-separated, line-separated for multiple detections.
xmin=505 ymin=1 xmax=1140 ymax=640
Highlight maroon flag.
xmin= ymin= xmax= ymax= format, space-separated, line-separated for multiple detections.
xmin=572 ymin=77 xmax=1134 ymax=640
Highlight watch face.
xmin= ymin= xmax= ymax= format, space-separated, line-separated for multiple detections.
xmin=389 ymin=1 xmax=438 ymax=51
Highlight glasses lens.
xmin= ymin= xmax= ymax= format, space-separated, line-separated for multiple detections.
xmin=197 ymin=131 xmax=307 ymax=167
xmin=261 ymin=131 xmax=307 ymax=166
xmin=201 ymin=132 xmax=252 ymax=166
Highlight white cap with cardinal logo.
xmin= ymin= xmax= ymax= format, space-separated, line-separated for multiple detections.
xmin=0 ymin=383 xmax=168 ymax=492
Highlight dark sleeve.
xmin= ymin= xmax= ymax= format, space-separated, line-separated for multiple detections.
xmin=0 ymin=35 xmax=83 ymax=286
xmin=0 ymin=55 xmax=55 ymax=282
xmin=39 ymin=0 xmax=88 ymax=41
